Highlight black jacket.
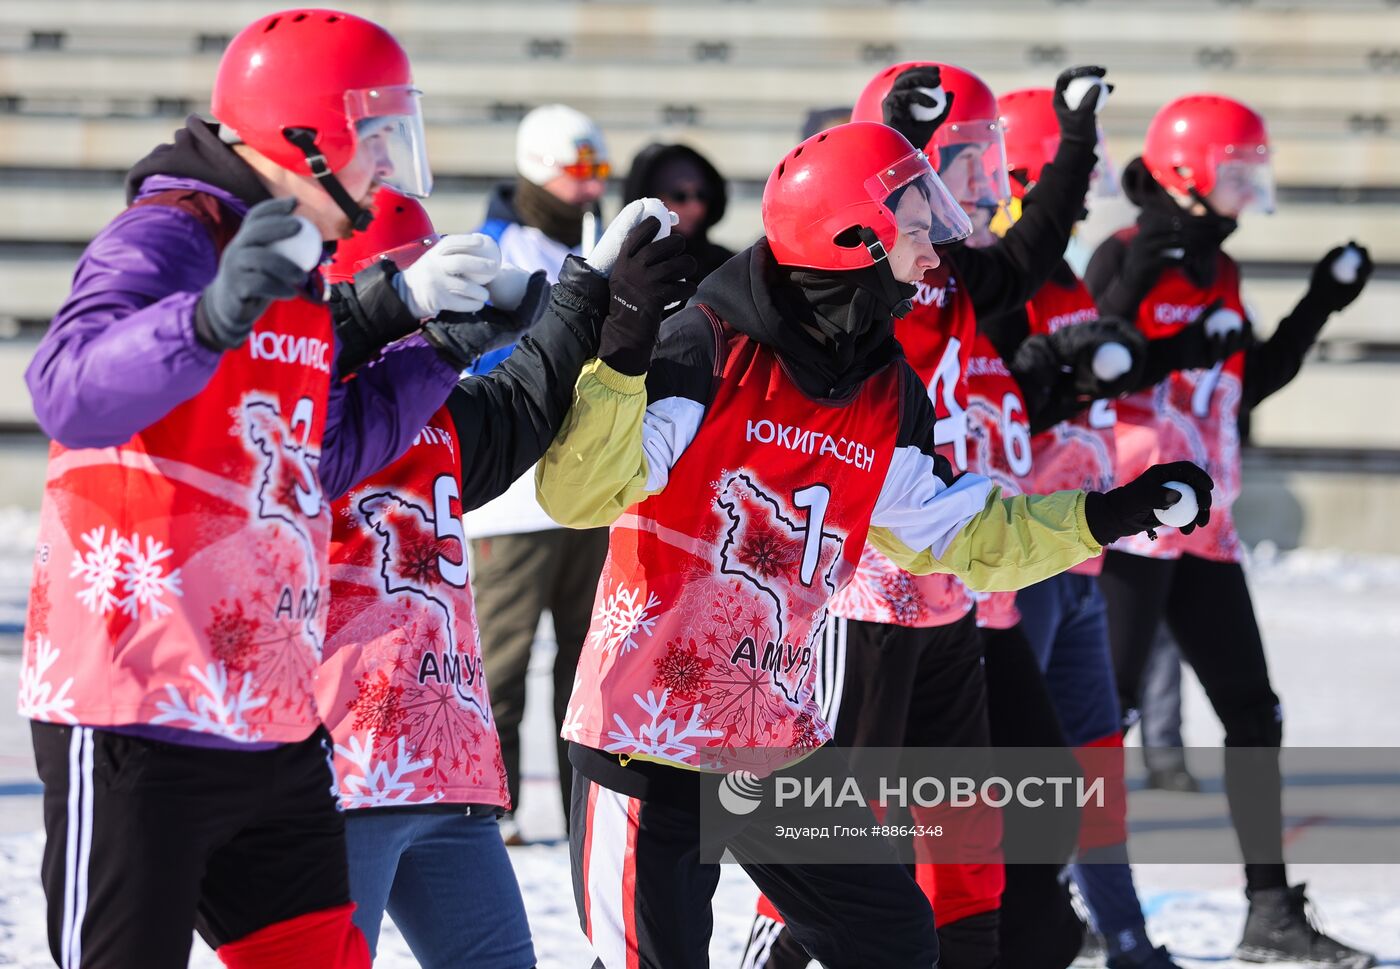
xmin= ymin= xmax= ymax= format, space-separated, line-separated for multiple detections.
xmin=334 ymin=257 xmax=609 ymax=511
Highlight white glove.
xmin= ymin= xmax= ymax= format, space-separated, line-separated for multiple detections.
xmin=485 ymin=264 xmax=536 ymax=311
xmin=392 ymin=233 xmax=502 ymax=321
xmin=587 ymin=198 xmax=678 ymax=277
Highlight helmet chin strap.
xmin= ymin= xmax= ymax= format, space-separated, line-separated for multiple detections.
xmin=855 ymin=226 xmax=915 ymax=319
xmin=283 ymin=128 xmax=374 ymax=232
xmin=1173 ymin=165 xmax=1227 ymax=218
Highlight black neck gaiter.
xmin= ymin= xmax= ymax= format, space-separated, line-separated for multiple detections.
xmin=773 ymin=264 xmax=914 ymax=398
xmin=513 ymin=175 xmax=590 ymax=248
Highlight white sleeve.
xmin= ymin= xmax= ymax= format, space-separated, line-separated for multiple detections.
xmin=871 ymin=445 xmax=995 ymax=557
xmin=641 ymin=395 xmax=706 ymax=493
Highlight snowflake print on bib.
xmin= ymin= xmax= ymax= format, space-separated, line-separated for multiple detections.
xmin=26 ymin=295 xmax=333 ymax=742
xmin=320 ymin=409 xmax=508 ymax=810
xmin=565 ymin=326 xmax=897 ymax=771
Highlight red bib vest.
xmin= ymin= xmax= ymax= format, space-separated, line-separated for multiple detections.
xmin=319 ymin=406 xmax=509 ymax=810
xmin=564 ymin=317 xmax=898 ymax=769
xmin=964 ymin=327 xmax=1030 ymax=628
xmin=1113 ymin=234 xmax=1246 ymax=562
xmin=830 ymin=263 xmax=977 ymax=628
xmin=23 ymin=287 xmax=335 ymax=743
xmin=1024 ymin=274 xmax=1118 ymax=577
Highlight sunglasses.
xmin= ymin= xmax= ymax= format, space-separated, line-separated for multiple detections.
xmin=561 ymin=161 xmax=611 ymax=180
xmin=662 ymin=188 xmax=710 ymax=204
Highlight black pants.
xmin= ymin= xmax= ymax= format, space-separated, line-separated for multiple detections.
xmin=33 ymin=723 xmax=353 ymax=969
xmin=982 ymin=624 xmax=1086 ymax=969
xmin=743 ymin=613 xmax=995 ymax=969
xmin=1098 ymin=550 xmax=1286 ymax=889
xmin=570 ymin=768 xmax=937 ymax=969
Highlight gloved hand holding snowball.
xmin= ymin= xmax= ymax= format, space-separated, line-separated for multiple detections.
xmin=1085 ymin=461 xmax=1215 ymax=544
xmin=1306 ymin=242 xmax=1372 ymax=313
xmin=393 ymin=233 xmax=503 ymax=321
xmin=587 ymin=198 xmax=680 ymax=277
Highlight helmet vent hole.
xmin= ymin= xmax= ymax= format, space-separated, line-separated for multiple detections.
xmin=292 ymin=12 xmax=308 ymax=22
xmin=777 ymin=162 xmax=786 ymax=177
xmin=834 ymin=227 xmax=863 ymax=249
xmin=326 ymin=14 xmax=341 ymax=22
xmin=793 ymin=145 xmax=804 ymax=157
xmin=263 ymin=16 xmax=279 ymax=31
xmin=816 ymin=132 xmax=828 ymax=143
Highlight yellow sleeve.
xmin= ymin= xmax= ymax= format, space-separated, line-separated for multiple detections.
xmin=867 ymin=488 xmax=1102 ymax=592
xmin=535 ymin=359 xmax=659 ymax=529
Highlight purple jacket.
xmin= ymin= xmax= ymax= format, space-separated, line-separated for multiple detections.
xmin=25 ymin=174 xmax=459 ymax=499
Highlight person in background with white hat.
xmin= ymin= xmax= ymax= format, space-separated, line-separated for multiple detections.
xmin=464 ymin=103 xmax=615 ymax=843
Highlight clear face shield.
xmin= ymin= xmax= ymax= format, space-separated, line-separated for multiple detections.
xmin=345 ymin=85 xmax=434 ymax=199
xmin=865 ymin=149 xmax=974 ymax=247
xmin=1206 ymin=145 xmax=1275 ymax=215
xmin=933 ymin=119 xmax=1012 ymax=213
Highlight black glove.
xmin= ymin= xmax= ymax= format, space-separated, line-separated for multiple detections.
xmin=1049 ymin=318 xmax=1148 ymax=398
xmin=596 ymin=218 xmax=698 ymax=376
xmin=1052 ymin=66 xmax=1111 ymax=149
xmin=1304 ymin=242 xmax=1373 ymax=313
xmin=195 ymin=197 xmax=306 ymax=351
xmin=1119 ymin=209 xmax=1190 ymax=299
xmin=882 ymin=65 xmax=952 ymax=152
xmin=1084 ymin=461 xmax=1214 ymax=545
xmin=423 ymin=306 xmax=532 ymax=371
xmin=424 ymin=270 xmax=553 ymax=370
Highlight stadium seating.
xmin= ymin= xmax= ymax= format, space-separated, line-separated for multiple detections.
xmin=0 ymin=0 xmax=1396 ymax=472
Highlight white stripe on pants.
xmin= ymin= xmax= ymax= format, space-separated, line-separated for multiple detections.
xmin=739 ymin=913 xmax=788 ymax=969
xmin=817 ymin=616 xmax=848 ymax=730
xmin=585 ymin=783 xmax=635 ymax=968
xmin=61 ymin=727 xmax=94 ymax=969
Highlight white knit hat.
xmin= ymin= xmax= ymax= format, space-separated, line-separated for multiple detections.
xmin=515 ymin=104 xmax=609 ymax=186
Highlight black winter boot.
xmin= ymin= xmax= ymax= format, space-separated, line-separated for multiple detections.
xmin=1235 ymin=884 xmax=1376 ymax=968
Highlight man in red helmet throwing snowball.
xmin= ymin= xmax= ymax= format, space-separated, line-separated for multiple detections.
xmin=534 ymin=121 xmax=1215 ymax=969
xmin=18 ymin=9 xmax=497 ymax=968
xmin=1086 ymin=93 xmax=1376 ymax=969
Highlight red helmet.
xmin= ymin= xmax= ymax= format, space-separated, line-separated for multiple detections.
xmin=212 ymin=9 xmax=431 ymax=199
xmin=325 ymin=187 xmax=438 ymax=283
xmin=762 ymin=122 xmax=970 ymax=271
xmin=853 ymin=62 xmax=1010 ymax=209
xmin=996 ymin=88 xmax=1059 ymax=198
xmin=1143 ymin=94 xmax=1272 ymax=210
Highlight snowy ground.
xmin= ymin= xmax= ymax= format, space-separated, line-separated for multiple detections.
xmin=0 ymin=542 xmax=1398 ymax=966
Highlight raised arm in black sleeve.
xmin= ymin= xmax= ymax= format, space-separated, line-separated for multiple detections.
xmin=955 ymin=156 xmax=1098 ymax=319
xmin=446 ymin=255 xmax=609 ymax=511
xmin=955 ymin=72 xmax=1105 ymax=318
xmin=1243 ymin=243 xmax=1373 ymax=409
